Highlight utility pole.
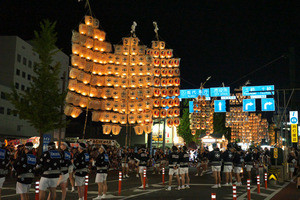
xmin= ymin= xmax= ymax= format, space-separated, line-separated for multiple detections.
xmin=58 ymin=71 xmax=66 ymax=148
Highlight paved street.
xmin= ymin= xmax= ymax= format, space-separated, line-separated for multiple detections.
xmin=1 ymin=168 xmax=297 ymax=200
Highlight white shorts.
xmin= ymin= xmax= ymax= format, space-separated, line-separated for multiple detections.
xmin=75 ymin=175 xmax=85 ymax=187
xmin=169 ymin=168 xmax=179 ymax=176
xmin=180 ymin=167 xmax=188 ymax=175
xmin=246 ymin=165 xmax=253 ymax=172
xmin=122 ymin=163 xmax=128 ymax=168
xmin=95 ymin=173 xmax=107 ymax=183
xmin=58 ymin=173 xmax=69 ymax=185
xmin=139 ymin=166 xmax=147 ymax=174
xmin=16 ymin=182 xmax=31 ymax=194
xmin=289 ymin=167 xmax=295 ymax=173
xmin=154 ymin=163 xmax=160 ymax=168
xmin=196 ymin=162 xmax=201 ymax=168
xmin=212 ymin=166 xmax=221 ymax=172
xmin=223 ymin=165 xmax=233 ymax=173
xmin=39 ymin=177 xmax=59 ymax=191
xmin=68 ymin=165 xmax=74 ymax=173
xmin=0 ymin=177 xmax=5 ymax=188
xmin=234 ymin=167 xmax=242 ymax=173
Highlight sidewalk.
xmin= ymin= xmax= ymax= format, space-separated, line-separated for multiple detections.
xmin=271 ymin=180 xmax=300 ymax=200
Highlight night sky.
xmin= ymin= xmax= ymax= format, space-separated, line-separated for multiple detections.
xmin=0 ymin=0 xmax=298 ymax=90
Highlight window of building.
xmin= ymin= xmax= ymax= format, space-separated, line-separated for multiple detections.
xmin=17 ymin=54 xmax=21 ymax=62
xmin=22 ymin=71 xmax=26 ymax=78
xmin=21 ymin=85 xmax=25 ymax=91
xmin=15 ymin=82 xmax=19 ymax=89
xmin=13 ymin=110 xmax=17 ymax=117
xmin=0 ymin=107 xmax=4 ymax=114
xmin=23 ymin=57 xmax=27 ymax=66
xmin=27 ymin=74 xmax=31 ymax=81
xmin=7 ymin=108 xmax=11 ymax=115
xmin=28 ymin=60 xmax=32 ymax=68
xmin=16 ymin=69 xmax=20 ymax=76
xmin=1 ymin=92 xmax=6 ymax=100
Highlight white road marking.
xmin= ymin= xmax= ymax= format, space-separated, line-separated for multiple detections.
xmin=122 ymin=188 xmax=163 ymax=199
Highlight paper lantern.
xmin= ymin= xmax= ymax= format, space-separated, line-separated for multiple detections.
xmin=144 ymin=99 xmax=153 ymax=110
xmin=154 ymin=78 xmax=160 ymax=87
xmin=174 ymin=78 xmax=180 ymax=86
xmin=191 ymin=130 xmax=196 ymax=135
xmin=102 ymin=88 xmax=112 ymax=99
xmin=134 ymin=125 xmax=144 ymax=135
xmin=128 ymin=101 xmax=136 ymax=112
xmin=136 ymin=66 xmax=144 ymax=76
xmin=153 ymin=50 xmax=160 ymax=58
xmin=166 ymin=118 xmax=174 ymax=127
xmin=173 ymin=58 xmax=180 ymax=67
xmin=72 ymin=44 xmax=82 ymax=55
xmin=128 ymin=114 xmax=136 ymax=124
xmin=167 ymin=109 xmax=174 ymax=117
xmin=84 ymin=16 xmax=93 ymax=25
xmin=160 ymin=50 xmax=166 ymax=58
xmin=160 ymin=110 xmax=167 ymax=118
xmin=137 ymin=56 xmax=145 ymax=65
xmin=161 ymin=69 xmax=168 ymax=77
xmin=167 ymin=69 xmax=174 ymax=77
xmin=144 ymin=124 xmax=152 ymax=134
xmin=144 ymin=88 xmax=153 ymax=98
xmin=71 ymin=31 xmax=80 ymax=44
xmin=71 ymin=55 xmax=80 ymax=67
xmin=136 ymin=101 xmax=144 ymax=112
xmin=161 ymin=78 xmax=168 ymax=87
xmin=119 ymin=114 xmax=127 ymax=124
xmin=167 ymin=88 xmax=174 ymax=97
xmin=68 ymin=79 xmax=77 ymax=91
xmin=112 ymin=125 xmax=122 ymax=135
xmin=131 ymin=46 xmax=139 ymax=55
xmin=136 ymin=114 xmax=144 ymax=124
xmin=174 ymin=88 xmax=180 ymax=96
xmin=167 ymin=78 xmax=174 ymax=86
xmin=85 ymin=37 xmax=94 ymax=49
xmin=167 ymin=59 xmax=174 ymax=67
xmin=136 ymin=89 xmax=143 ymax=99
xmin=153 ymin=59 xmax=160 ymax=67
xmin=153 ymin=109 xmax=160 ymax=118
xmin=166 ymin=49 xmax=173 ymax=58
xmin=128 ymin=89 xmax=137 ymax=99
xmin=69 ymin=68 xmax=80 ymax=79
xmin=174 ymin=108 xmax=180 ymax=117
xmin=137 ymin=77 xmax=145 ymax=87
xmin=145 ymin=76 xmax=153 ymax=86
xmin=77 ymin=71 xmax=91 ymax=84
xmin=94 ymin=29 xmax=105 ymax=41
xmin=152 ymin=41 xmax=159 ymax=49
xmin=154 ymin=68 xmax=160 ymax=77
xmin=168 ymin=99 xmax=174 ymax=107
xmin=161 ymin=59 xmax=167 ymax=67
xmin=112 ymin=77 xmax=121 ymax=87
xmin=153 ymin=99 xmax=160 ymax=107
xmin=153 ymin=88 xmax=160 ymax=97
xmin=161 ymin=88 xmax=168 ymax=97
xmin=103 ymin=124 xmax=112 ymax=135
xmin=111 ymin=113 xmax=120 ymax=123
xmin=159 ymin=41 xmax=165 ymax=50
xmin=174 ymin=97 xmax=180 ymax=107
xmin=129 ymin=66 xmax=137 ymax=76
xmin=143 ymin=111 xmax=152 ymax=122
xmin=92 ymin=111 xmax=101 ymax=122
xmin=161 ymin=99 xmax=168 ymax=107
xmin=89 ymin=100 xmax=101 ymax=110
xmin=79 ymin=24 xmax=88 ymax=35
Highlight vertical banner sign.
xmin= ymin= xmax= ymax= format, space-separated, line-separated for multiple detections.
xmin=291 ymin=124 xmax=298 ymax=143
xmin=289 ymin=111 xmax=298 ymax=124
xmin=43 ymin=134 xmax=52 ymax=152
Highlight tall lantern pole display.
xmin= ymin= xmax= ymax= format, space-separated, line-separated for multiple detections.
xmin=190 ymin=96 xmax=214 ymax=136
xmin=226 ymin=88 xmax=269 ymax=144
xmin=65 ymin=18 xmax=155 ymax=140
xmin=148 ymin=22 xmax=181 ymax=145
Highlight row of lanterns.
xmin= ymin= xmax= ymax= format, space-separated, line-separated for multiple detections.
xmin=92 ymin=111 xmax=153 ymax=124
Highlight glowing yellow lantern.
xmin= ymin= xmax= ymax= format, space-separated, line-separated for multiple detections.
xmin=128 ymin=114 xmax=136 ymax=124
xmin=191 ymin=130 xmax=196 ymax=135
xmin=173 ymin=118 xmax=180 ymax=127
xmin=79 ymin=24 xmax=88 ymax=35
xmin=166 ymin=49 xmax=173 ymax=58
xmin=153 ymin=109 xmax=160 ymax=118
xmin=160 ymin=110 xmax=167 ymax=118
xmin=161 ymin=99 xmax=168 ymax=107
xmin=166 ymin=118 xmax=174 ymax=127
xmin=174 ymin=108 xmax=180 ymax=117
xmin=68 ymin=79 xmax=77 ymax=91
xmin=134 ymin=125 xmax=144 ymax=135
xmin=103 ymin=124 xmax=112 ymax=135
xmin=167 ymin=109 xmax=174 ymax=117
xmin=153 ymin=99 xmax=160 ymax=107
xmin=161 ymin=88 xmax=168 ymax=97
xmin=72 ymin=44 xmax=81 ymax=55
xmin=112 ymin=125 xmax=122 ymax=135
xmin=153 ymin=88 xmax=160 ymax=97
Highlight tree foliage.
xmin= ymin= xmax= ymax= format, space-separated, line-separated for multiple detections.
xmin=9 ymin=20 xmax=66 ymax=153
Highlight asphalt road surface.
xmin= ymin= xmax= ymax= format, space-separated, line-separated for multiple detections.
xmin=1 ymin=168 xmax=296 ymax=200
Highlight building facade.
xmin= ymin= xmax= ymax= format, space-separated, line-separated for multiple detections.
xmin=0 ymin=36 xmax=69 ymax=138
